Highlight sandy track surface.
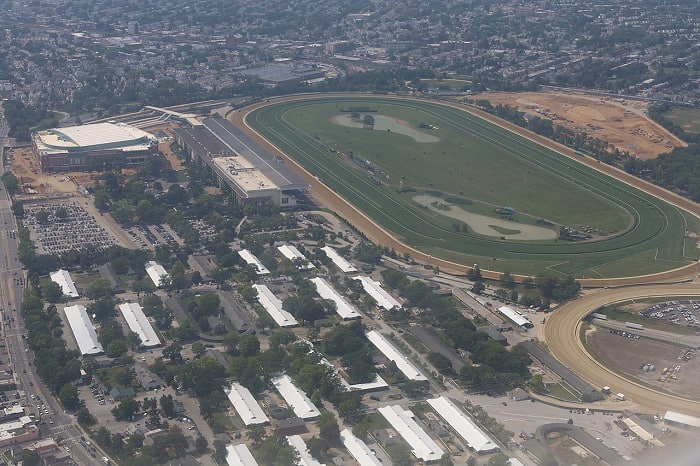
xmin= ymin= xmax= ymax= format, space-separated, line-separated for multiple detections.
xmin=545 ymin=284 xmax=700 ymax=415
xmin=229 ymin=93 xmax=700 ymax=286
xmin=479 ymin=91 xmax=685 ymax=160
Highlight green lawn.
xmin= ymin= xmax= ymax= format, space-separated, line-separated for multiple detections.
xmin=663 ymin=107 xmax=700 ymax=135
xmin=249 ymin=97 xmax=700 ymax=277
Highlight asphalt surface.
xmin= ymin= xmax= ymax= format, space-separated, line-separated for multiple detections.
xmin=0 ymin=117 xmax=109 ymax=465
xmin=230 ymin=94 xmax=700 ymax=286
xmin=544 ymin=284 xmax=700 ymax=416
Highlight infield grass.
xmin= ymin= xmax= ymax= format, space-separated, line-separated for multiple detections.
xmin=663 ymin=107 xmax=700 ymax=135
xmin=248 ymin=97 xmax=700 ymax=277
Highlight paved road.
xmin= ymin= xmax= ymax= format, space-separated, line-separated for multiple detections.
xmin=544 ymin=284 xmax=700 ymax=416
xmin=230 ymin=94 xmax=700 ymax=286
xmin=592 ymin=317 xmax=700 ymax=348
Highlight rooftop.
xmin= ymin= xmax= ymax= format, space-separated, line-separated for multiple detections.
xmin=378 ymin=405 xmax=444 ymax=462
xmin=427 ymin=396 xmax=499 ymax=454
xmin=224 ymin=383 xmax=268 ymax=426
xmin=145 ymin=261 xmax=169 ymax=288
xmin=353 ymin=275 xmax=401 ymax=310
xmin=287 ymin=435 xmax=325 ymax=466
xmin=277 ymin=245 xmax=315 ymax=269
xmin=225 ymin=443 xmax=259 ymax=466
xmin=340 ymin=428 xmax=383 ymax=466
xmin=35 ymin=122 xmax=154 ymax=151
xmin=238 ymin=249 xmax=270 ymax=275
xmin=49 ymin=269 xmax=79 ymax=298
xmin=271 ymin=374 xmax=320 ymax=420
xmin=320 ymin=246 xmax=357 ymax=273
xmin=252 ymin=284 xmax=298 ymax=327
xmin=118 ymin=302 xmax=161 ymax=347
xmin=366 ymin=330 xmax=427 ymax=381
xmin=63 ymin=304 xmax=103 ymax=355
xmin=310 ymin=277 xmax=361 ymax=320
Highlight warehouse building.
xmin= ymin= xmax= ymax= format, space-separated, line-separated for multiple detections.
xmin=310 ymin=277 xmax=361 ymax=320
xmin=252 ymin=284 xmax=298 ymax=327
xmin=224 ymin=383 xmax=268 ymax=426
xmin=353 ymin=276 xmax=401 ymax=310
xmin=664 ymin=411 xmax=700 ymax=430
xmin=320 ymin=246 xmax=357 ymax=273
xmin=340 ymin=428 xmax=383 ymax=466
xmin=225 ymin=443 xmax=258 ymax=466
xmin=49 ymin=269 xmax=79 ymax=298
xmin=427 ymin=396 xmax=500 ymax=454
xmin=118 ymin=303 xmax=161 ymax=347
xmin=366 ymin=330 xmax=427 ymax=381
xmin=33 ymin=122 xmax=156 ymax=172
xmin=271 ymin=375 xmax=320 ymax=420
xmin=498 ymin=306 xmax=533 ymax=329
xmin=64 ymin=305 xmax=103 ymax=355
xmin=378 ymin=405 xmax=444 ymax=463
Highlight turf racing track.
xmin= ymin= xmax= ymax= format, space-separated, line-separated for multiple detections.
xmin=545 ymin=284 xmax=700 ymax=415
xmin=238 ymin=94 xmax=700 ymax=284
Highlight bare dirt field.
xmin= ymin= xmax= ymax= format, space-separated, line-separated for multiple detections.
xmin=587 ymin=326 xmax=700 ymax=400
xmin=478 ymin=91 xmax=685 ymax=160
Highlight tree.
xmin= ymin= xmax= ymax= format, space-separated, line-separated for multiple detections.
xmin=247 ymin=425 xmax=267 ymax=447
xmin=528 ymin=374 xmax=546 ymax=394
xmin=500 ymin=271 xmax=516 ymax=289
xmin=163 ymin=343 xmax=184 ymax=365
xmin=19 ymin=449 xmax=42 ymax=466
xmin=77 ymin=407 xmax=96 ymax=426
xmin=59 ymin=383 xmax=80 ymax=410
xmin=488 ymin=453 xmax=511 ymax=466
xmin=112 ymin=398 xmax=140 ymax=420
xmin=428 ymin=352 xmax=454 ymax=375
xmin=439 ymin=452 xmax=454 ymax=466
xmin=387 ymin=443 xmax=413 ymax=466
xmin=195 ymin=435 xmax=208 ymax=454
xmin=317 ymin=412 xmax=340 ymax=446
xmin=191 ymin=270 xmax=203 ymax=285
xmin=197 ymin=293 xmax=220 ymax=315
xmin=467 ymin=264 xmax=482 ymax=281
xmin=86 ymin=278 xmax=114 ymax=300
xmin=192 ymin=342 xmax=207 ymax=358
xmin=238 ymin=334 xmax=260 ymax=357
xmin=42 ymin=281 xmax=63 ymax=303
xmin=471 ymin=281 xmax=485 ymax=294
xmin=160 ymin=394 xmax=175 ymax=418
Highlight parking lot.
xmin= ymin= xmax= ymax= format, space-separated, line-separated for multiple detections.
xmin=587 ymin=328 xmax=700 ymax=399
xmin=640 ymin=300 xmax=700 ymax=327
xmin=23 ymin=202 xmax=118 ymax=255
xmin=124 ymin=224 xmax=182 ymax=249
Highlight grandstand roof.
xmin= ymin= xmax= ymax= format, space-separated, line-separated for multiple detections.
xmin=287 ymin=435 xmax=325 ymax=466
xmin=49 ymin=269 xmax=79 ymax=298
xmin=145 ymin=261 xmax=169 ymax=287
xmin=238 ymin=249 xmax=270 ymax=275
xmin=378 ymin=405 xmax=444 ymax=462
xmin=310 ymin=277 xmax=360 ymax=320
xmin=340 ymin=428 xmax=383 ymax=466
xmin=35 ymin=122 xmax=154 ymax=151
xmin=271 ymin=375 xmax=320 ymax=420
xmin=427 ymin=396 xmax=499 ymax=454
xmin=366 ymin=330 xmax=427 ymax=381
xmin=498 ymin=306 xmax=532 ymax=328
xmin=118 ymin=303 xmax=161 ymax=347
xmin=224 ymin=383 xmax=268 ymax=426
xmin=64 ymin=305 xmax=103 ymax=355
xmin=353 ymin=276 xmax=401 ymax=310
xmin=277 ymin=245 xmax=314 ymax=269
xmin=225 ymin=444 xmax=259 ymax=466
xmin=320 ymin=246 xmax=357 ymax=273
xmin=204 ymin=118 xmax=307 ymax=190
xmin=252 ymin=284 xmax=298 ymax=327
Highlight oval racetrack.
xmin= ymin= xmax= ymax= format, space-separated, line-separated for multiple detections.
xmin=545 ymin=283 xmax=700 ymax=415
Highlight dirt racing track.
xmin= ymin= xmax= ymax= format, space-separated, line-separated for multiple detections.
xmin=230 ymin=93 xmax=700 ymax=286
xmin=545 ymin=283 xmax=700 ymax=416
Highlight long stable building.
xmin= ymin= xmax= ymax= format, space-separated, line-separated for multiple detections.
xmin=33 ymin=122 xmax=156 ymax=172
xmin=366 ymin=330 xmax=427 ymax=381
xmin=252 ymin=284 xmax=298 ymax=327
xmin=378 ymin=405 xmax=444 ymax=463
xmin=271 ymin=375 xmax=320 ymax=420
xmin=224 ymin=382 xmax=268 ymax=426
xmin=174 ymin=117 xmax=308 ymax=208
xmin=118 ymin=303 xmax=161 ymax=348
xmin=64 ymin=305 xmax=103 ymax=355
xmin=427 ymin=396 xmax=500 ymax=454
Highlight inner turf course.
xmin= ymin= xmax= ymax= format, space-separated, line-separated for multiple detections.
xmin=247 ymin=97 xmax=699 ymax=278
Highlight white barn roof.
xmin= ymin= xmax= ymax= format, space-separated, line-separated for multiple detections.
xmin=378 ymin=405 xmax=444 ymax=462
xmin=508 ymin=459 xmax=526 ymax=466
xmin=224 ymin=383 xmax=268 ymax=426
xmin=340 ymin=428 xmax=383 ymax=466
xmin=252 ymin=284 xmax=298 ymax=327
xmin=278 ymin=245 xmax=314 ymax=269
xmin=64 ymin=305 xmax=103 ymax=355
xmin=366 ymin=330 xmax=427 ymax=381
xmin=272 ymin=375 xmax=320 ymax=420
xmin=320 ymin=246 xmax=357 ymax=273
xmin=225 ymin=444 xmax=259 ymax=466
xmin=310 ymin=277 xmax=361 ymax=320
xmin=319 ymin=357 xmax=389 ymax=392
xmin=498 ymin=306 xmax=532 ymax=328
xmin=353 ymin=276 xmax=401 ymax=310
xmin=287 ymin=435 xmax=325 ymax=466
xmin=664 ymin=410 xmax=700 ymax=428
xmin=238 ymin=249 xmax=270 ymax=275
xmin=145 ymin=261 xmax=169 ymax=287
xmin=427 ymin=396 xmax=499 ymax=454
xmin=118 ymin=303 xmax=161 ymax=347
xmin=49 ymin=269 xmax=79 ymax=298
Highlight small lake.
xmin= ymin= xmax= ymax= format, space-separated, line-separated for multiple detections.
xmin=330 ymin=114 xmax=440 ymax=143
xmin=413 ymin=194 xmax=558 ymax=240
